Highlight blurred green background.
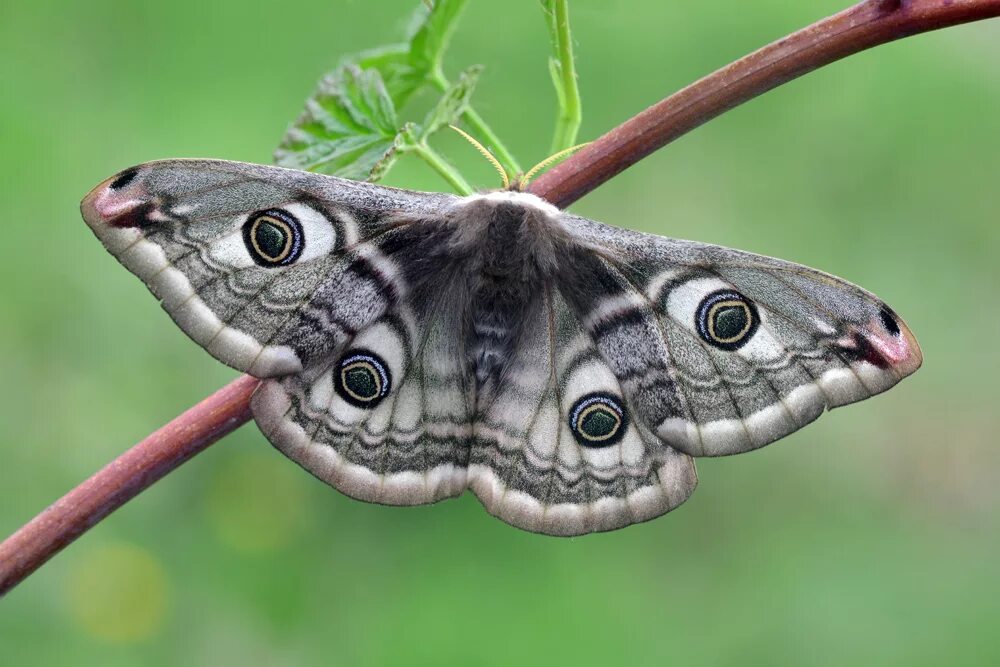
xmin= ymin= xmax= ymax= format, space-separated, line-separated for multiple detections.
xmin=1 ymin=1 xmax=999 ymax=664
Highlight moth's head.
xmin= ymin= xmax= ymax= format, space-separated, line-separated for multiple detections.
xmin=454 ymin=190 xmax=562 ymax=221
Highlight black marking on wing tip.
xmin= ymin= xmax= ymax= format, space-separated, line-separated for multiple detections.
xmin=109 ymin=168 xmax=138 ymax=191
xmin=569 ymin=393 xmax=628 ymax=448
xmin=879 ymin=305 xmax=901 ymax=336
xmin=334 ymin=349 xmax=392 ymax=408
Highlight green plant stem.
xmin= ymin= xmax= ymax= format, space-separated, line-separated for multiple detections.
xmin=431 ymin=71 xmax=522 ymax=175
xmin=546 ymin=0 xmax=582 ymax=153
xmin=412 ymin=141 xmax=474 ymax=195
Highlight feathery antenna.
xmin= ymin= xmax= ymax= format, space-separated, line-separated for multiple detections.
xmin=449 ymin=125 xmax=589 ymax=190
xmin=448 ymin=125 xmax=510 ymax=189
xmin=519 ymin=142 xmax=590 ymax=187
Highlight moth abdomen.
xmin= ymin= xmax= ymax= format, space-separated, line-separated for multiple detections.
xmin=450 ymin=195 xmax=566 ymax=385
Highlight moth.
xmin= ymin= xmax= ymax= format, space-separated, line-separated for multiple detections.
xmin=81 ymin=159 xmax=921 ymax=535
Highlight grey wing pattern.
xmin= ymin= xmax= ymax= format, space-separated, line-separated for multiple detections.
xmin=469 ymin=286 xmax=697 ymax=535
xmin=80 ymin=159 xmax=458 ymax=377
xmin=558 ymin=213 xmax=923 ymax=457
xmin=252 ymin=255 xmax=476 ymax=507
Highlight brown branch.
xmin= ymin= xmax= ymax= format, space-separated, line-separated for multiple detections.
xmin=529 ymin=0 xmax=1000 ymax=207
xmin=2 ymin=0 xmax=998 ymax=596
xmin=0 ymin=375 xmax=259 ymax=595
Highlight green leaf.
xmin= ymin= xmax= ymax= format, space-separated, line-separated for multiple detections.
xmin=419 ymin=65 xmax=482 ymax=139
xmin=408 ymin=0 xmax=468 ymax=78
xmin=275 ymin=0 xmax=511 ymax=190
xmin=347 ymin=0 xmax=469 ymax=110
xmin=354 ymin=44 xmax=423 ymax=106
xmin=274 ymin=65 xmax=406 ymax=180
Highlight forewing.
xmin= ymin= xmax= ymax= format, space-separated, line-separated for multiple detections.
xmin=558 ymin=213 xmax=922 ymax=457
xmin=80 ymin=159 xmax=457 ymax=377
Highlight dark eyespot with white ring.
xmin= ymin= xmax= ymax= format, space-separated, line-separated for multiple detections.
xmin=696 ymin=289 xmax=759 ymax=351
xmin=334 ymin=350 xmax=391 ymax=408
xmin=569 ymin=393 xmax=627 ymax=447
xmin=243 ymin=208 xmax=304 ymax=267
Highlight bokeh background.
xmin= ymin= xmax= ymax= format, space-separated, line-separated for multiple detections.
xmin=2 ymin=1 xmax=999 ymax=664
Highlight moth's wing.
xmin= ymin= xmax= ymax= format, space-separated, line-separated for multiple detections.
xmin=251 ymin=221 xmax=476 ymax=506
xmin=244 ymin=221 xmax=696 ymax=533
xmin=469 ymin=288 xmax=698 ymax=536
xmin=80 ymin=159 xmax=458 ymax=377
xmin=557 ymin=213 xmax=922 ymax=457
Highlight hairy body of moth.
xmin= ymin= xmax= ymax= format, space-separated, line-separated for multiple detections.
xmin=448 ymin=194 xmax=565 ymax=387
xmin=82 ymin=160 xmax=922 ymax=536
